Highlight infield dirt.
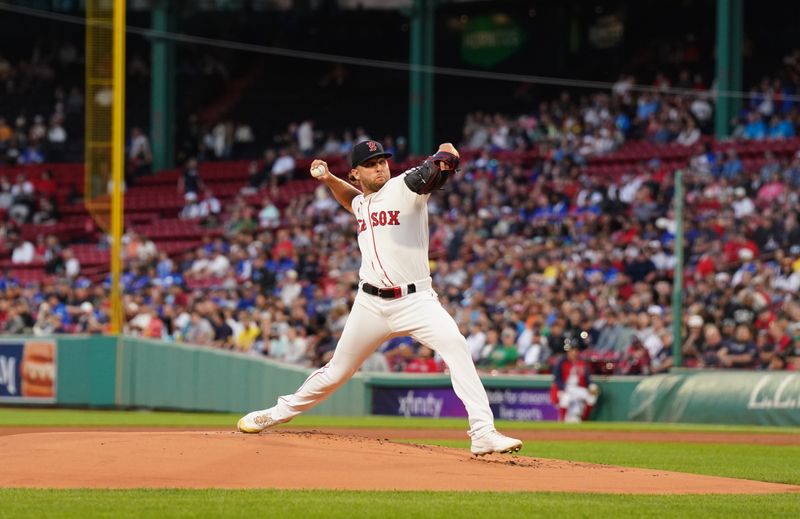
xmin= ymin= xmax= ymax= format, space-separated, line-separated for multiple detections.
xmin=1 ymin=429 xmax=799 ymax=494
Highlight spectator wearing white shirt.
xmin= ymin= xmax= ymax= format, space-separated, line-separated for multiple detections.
xmin=47 ymin=114 xmax=68 ymax=161
xmin=773 ymin=257 xmax=800 ymax=294
xmin=207 ymin=250 xmax=231 ymax=278
xmin=465 ymin=321 xmax=487 ymax=362
xmin=129 ymin=127 xmax=151 ymax=162
xmin=29 ymin=115 xmax=47 ymax=141
xmin=618 ymin=174 xmax=644 ymax=205
xmin=279 ymin=269 xmax=302 ymax=307
xmin=8 ymin=173 xmax=35 ymax=223
xmin=10 ymin=173 xmax=34 ymax=198
xmin=187 ymin=249 xmax=211 ymax=279
xmin=199 ymin=188 xmax=222 ymax=225
xmin=732 ymin=187 xmax=755 ymax=219
xmin=10 ymin=232 xmax=35 ymax=264
xmin=63 ymin=248 xmax=80 ymax=279
xmin=296 ymin=120 xmax=314 ymax=157
xmin=521 ymin=329 xmax=549 ymax=367
xmin=48 ymin=116 xmax=67 ymax=143
xmin=270 ymin=148 xmax=295 ymax=187
xmin=282 ymin=326 xmax=309 ymax=365
xmin=180 ymin=198 xmax=206 ymax=220
xmin=676 ymin=118 xmax=700 ymax=146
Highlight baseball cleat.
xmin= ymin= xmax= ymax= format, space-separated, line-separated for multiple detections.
xmin=470 ymin=430 xmax=523 ymax=456
xmin=236 ymin=407 xmax=288 ymax=433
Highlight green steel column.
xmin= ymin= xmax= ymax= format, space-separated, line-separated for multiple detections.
xmin=409 ymin=0 xmax=435 ymax=155
xmin=715 ymin=0 xmax=731 ymax=138
xmin=730 ymin=0 xmax=743 ymax=119
xmin=715 ymin=0 xmax=743 ymax=138
xmin=422 ymin=0 xmax=435 ymax=152
xmin=409 ymin=0 xmax=423 ymax=156
xmin=671 ymin=170 xmax=685 ymax=368
xmin=151 ymin=1 xmax=176 ymax=171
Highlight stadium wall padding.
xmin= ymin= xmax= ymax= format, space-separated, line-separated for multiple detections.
xmin=55 ymin=335 xmax=117 ymax=407
xmin=116 ymin=337 xmax=368 ymax=415
xmin=37 ymin=336 xmax=365 ymax=415
xmin=13 ymin=336 xmax=639 ymax=419
xmin=629 ymin=371 xmax=800 ymax=426
xmin=26 ymin=336 xmax=800 ymax=426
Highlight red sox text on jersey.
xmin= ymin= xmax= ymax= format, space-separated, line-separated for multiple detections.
xmin=357 ymin=210 xmax=400 ymax=233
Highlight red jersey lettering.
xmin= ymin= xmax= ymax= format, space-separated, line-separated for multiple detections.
xmin=368 ymin=210 xmax=401 ymax=228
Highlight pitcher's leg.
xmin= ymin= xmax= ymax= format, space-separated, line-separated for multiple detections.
xmin=272 ymin=296 xmax=390 ymax=421
xmin=403 ymin=297 xmax=495 ymax=439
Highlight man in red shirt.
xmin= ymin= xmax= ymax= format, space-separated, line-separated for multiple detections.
xmin=404 ymin=345 xmax=443 ymax=373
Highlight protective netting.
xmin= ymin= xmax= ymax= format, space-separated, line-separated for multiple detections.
xmin=84 ymin=0 xmax=115 ymax=232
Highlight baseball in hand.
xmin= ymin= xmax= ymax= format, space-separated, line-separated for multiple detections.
xmin=311 ymin=165 xmax=325 ymax=178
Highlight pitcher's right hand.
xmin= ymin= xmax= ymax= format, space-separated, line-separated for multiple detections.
xmin=310 ymin=159 xmax=331 ymax=180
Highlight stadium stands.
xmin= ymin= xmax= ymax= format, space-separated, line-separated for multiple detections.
xmin=2 ymin=129 xmax=799 ymax=375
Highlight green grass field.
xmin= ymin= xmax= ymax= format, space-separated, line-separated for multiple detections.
xmin=3 ymin=408 xmax=799 ymax=434
xmin=1 ymin=408 xmax=799 ymax=518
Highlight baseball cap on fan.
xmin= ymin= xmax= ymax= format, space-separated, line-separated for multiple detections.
xmin=350 ymin=140 xmax=392 ymax=168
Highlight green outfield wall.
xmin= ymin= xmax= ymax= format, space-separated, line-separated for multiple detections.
xmin=116 ymin=337 xmax=368 ymax=415
xmin=629 ymin=370 xmax=800 ymax=426
xmin=3 ymin=336 xmax=798 ymax=426
xmin=1 ymin=335 xmax=635 ymax=421
xmin=55 ymin=336 xmax=117 ymax=407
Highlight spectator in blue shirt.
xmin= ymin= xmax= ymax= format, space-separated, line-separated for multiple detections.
xmin=767 ymin=115 xmax=795 ymax=139
xmin=720 ymin=149 xmax=743 ymax=179
xmin=743 ymin=112 xmax=767 ymax=140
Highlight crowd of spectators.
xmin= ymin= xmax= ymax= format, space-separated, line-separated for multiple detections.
xmin=0 ymin=40 xmax=82 ymax=166
xmin=2 ymin=126 xmax=799 ymax=375
xmin=0 ymin=168 xmax=61 ymax=227
xmin=3 ymin=43 xmax=800 ymax=375
xmin=170 ymin=53 xmax=800 ymax=177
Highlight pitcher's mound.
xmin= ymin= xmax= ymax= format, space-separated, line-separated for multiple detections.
xmin=0 ymin=430 xmax=797 ymax=494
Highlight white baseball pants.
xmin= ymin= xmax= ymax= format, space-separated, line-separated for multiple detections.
xmin=559 ymin=385 xmax=598 ymax=423
xmin=272 ymin=279 xmax=496 ymax=439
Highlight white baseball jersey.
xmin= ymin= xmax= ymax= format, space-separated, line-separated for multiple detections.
xmin=350 ymin=173 xmax=430 ymax=287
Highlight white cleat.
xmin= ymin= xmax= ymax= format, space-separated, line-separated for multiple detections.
xmin=236 ymin=407 xmax=289 ymax=433
xmin=470 ymin=430 xmax=523 ymax=456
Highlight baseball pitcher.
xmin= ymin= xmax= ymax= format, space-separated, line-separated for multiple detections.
xmin=238 ymin=140 xmax=522 ymax=455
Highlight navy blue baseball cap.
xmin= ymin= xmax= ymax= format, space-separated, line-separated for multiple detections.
xmin=351 ymin=140 xmax=392 ymax=168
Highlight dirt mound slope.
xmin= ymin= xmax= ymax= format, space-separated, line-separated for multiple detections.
xmin=0 ymin=430 xmax=797 ymax=494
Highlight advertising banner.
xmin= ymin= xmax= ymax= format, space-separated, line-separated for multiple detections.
xmin=629 ymin=371 xmax=800 ymax=426
xmin=372 ymin=386 xmax=558 ymax=421
xmin=0 ymin=340 xmax=57 ymax=403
